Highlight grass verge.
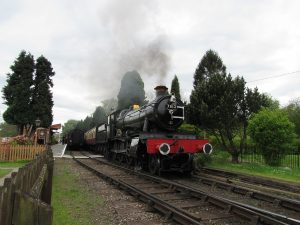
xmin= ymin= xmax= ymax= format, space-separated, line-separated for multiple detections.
xmin=0 ymin=160 xmax=30 ymax=168
xmin=52 ymin=159 xmax=115 ymax=225
xmin=0 ymin=169 xmax=12 ymax=178
xmin=197 ymin=151 xmax=300 ymax=184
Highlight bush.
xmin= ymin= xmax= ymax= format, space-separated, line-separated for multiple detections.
xmin=194 ymin=153 xmax=212 ymax=168
xmin=248 ymin=108 xmax=296 ymax=166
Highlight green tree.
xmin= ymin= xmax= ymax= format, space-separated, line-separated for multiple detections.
xmin=284 ymin=98 xmax=300 ymax=137
xmin=239 ymin=88 xmax=274 ymax=152
xmin=170 ymin=75 xmax=181 ymax=100
xmin=62 ymin=119 xmax=79 ymax=137
xmin=76 ymin=116 xmax=93 ymax=132
xmin=248 ymin=108 xmax=296 ymax=166
xmin=2 ymin=51 xmax=35 ymax=133
xmin=193 ymin=49 xmax=226 ymax=88
xmin=117 ymin=71 xmax=146 ymax=110
xmin=92 ymin=106 xmax=106 ymax=125
xmin=189 ymin=50 xmax=269 ymax=163
xmin=32 ymin=55 xmax=55 ymax=127
xmin=261 ymin=94 xmax=280 ymax=110
xmin=0 ymin=122 xmax=18 ymax=137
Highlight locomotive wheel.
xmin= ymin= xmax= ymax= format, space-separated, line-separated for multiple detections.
xmin=148 ymin=155 xmax=160 ymax=175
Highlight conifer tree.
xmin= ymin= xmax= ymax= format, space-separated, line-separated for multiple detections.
xmin=117 ymin=70 xmax=146 ymax=110
xmin=170 ymin=75 xmax=181 ymax=100
xmin=2 ymin=51 xmax=35 ymax=133
xmin=32 ymin=55 xmax=55 ymax=127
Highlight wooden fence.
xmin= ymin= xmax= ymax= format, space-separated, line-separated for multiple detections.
xmin=0 ymin=145 xmax=46 ymax=161
xmin=0 ymin=147 xmax=53 ymax=225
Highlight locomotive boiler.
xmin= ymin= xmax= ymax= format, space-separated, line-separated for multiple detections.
xmin=116 ymin=85 xmax=184 ymax=132
xmin=85 ymin=85 xmax=212 ymax=175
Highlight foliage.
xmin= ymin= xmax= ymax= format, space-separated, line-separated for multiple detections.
xmin=62 ymin=120 xmax=79 ymax=137
xmin=10 ymin=137 xmax=33 ymax=145
xmin=262 ymin=94 xmax=280 ymax=110
xmin=170 ymin=75 xmax=181 ymax=100
xmin=284 ymin=98 xmax=300 ymax=137
xmin=51 ymin=134 xmax=59 ymax=144
xmin=189 ymin=49 xmax=272 ymax=163
xmin=2 ymin=51 xmax=35 ymax=133
xmin=2 ymin=51 xmax=55 ymax=132
xmin=0 ymin=122 xmax=18 ymax=137
xmin=76 ymin=116 xmax=93 ymax=132
xmin=31 ymin=55 xmax=55 ymax=127
xmin=92 ymin=106 xmax=106 ymax=126
xmin=75 ymin=106 xmax=107 ymax=133
xmin=189 ymin=50 xmax=244 ymax=162
xmin=248 ymin=108 xmax=296 ymax=166
xmin=117 ymin=70 xmax=146 ymax=110
xmin=194 ymin=154 xmax=212 ymax=168
xmin=193 ymin=49 xmax=226 ymax=88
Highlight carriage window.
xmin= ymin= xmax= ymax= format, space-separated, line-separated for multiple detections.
xmin=97 ymin=124 xmax=106 ymax=132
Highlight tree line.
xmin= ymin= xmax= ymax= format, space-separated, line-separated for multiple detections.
xmin=1 ymin=50 xmax=55 ymax=135
xmin=62 ymin=70 xmax=146 ymax=137
xmin=187 ymin=50 xmax=298 ymax=165
xmin=3 ymin=50 xmax=298 ymax=166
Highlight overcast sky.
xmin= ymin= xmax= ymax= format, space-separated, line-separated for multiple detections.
xmin=0 ymin=0 xmax=299 ymax=126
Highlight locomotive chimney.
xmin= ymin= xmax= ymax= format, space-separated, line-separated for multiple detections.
xmin=154 ymin=85 xmax=169 ymax=97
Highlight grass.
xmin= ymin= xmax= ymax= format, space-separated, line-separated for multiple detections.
xmin=0 ymin=160 xmax=30 ymax=178
xmin=0 ymin=160 xmax=30 ymax=168
xmin=52 ymin=160 xmax=115 ymax=225
xmin=202 ymin=151 xmax=300 ymax=184
xmin=0 ymin=169 xmax=12 ymax=178
xmin=242 ymin=154 xmax=300 ymax=168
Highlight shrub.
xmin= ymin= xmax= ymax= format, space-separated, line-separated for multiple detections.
xmin=194 ymin=153 xmax=212 ymax=168
xmin=248 ymin=109 xmax=296 ymax=166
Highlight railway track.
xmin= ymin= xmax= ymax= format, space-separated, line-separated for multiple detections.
xmin=71 ymin=151 xmax=300 ymax=225
xmin=197 ymin=167 xmax=300 ymax=194
xmin=172 ymin=173 xmax=300 ymax=213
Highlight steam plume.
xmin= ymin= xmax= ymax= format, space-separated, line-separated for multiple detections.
xmin=87 ymin=0 xmax=171 ymax=100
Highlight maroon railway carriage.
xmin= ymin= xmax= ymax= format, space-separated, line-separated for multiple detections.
xmin=84 ymin=85 xmax=212 ymax=175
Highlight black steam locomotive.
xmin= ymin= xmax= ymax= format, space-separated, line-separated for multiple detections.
xmin=85 ymin=86 xmax=212 ymax=174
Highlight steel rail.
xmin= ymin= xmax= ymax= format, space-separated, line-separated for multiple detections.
xmin=72 ymin=152 xmax=298 ymax=225
xmin=191 ymin=174 xmax=300 ymax=212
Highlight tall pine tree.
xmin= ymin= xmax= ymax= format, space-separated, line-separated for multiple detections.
xmin=189 ymin=50 xmax=271 ymax=163
xmin=170 ymin=75 xmax=181 ymax=100
xmin=193 ymin=49 xmax=226 ymax=88
xmin=2 ymin=51 xmax=35 ymax=133
xmin=117 ymin=71 xmax=146 ymax=110
xmin=32 ymin=55 xmax=55 ymax=127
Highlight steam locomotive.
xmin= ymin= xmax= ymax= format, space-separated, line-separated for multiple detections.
xmin=84 ymin=85 xmax=212 ymax=175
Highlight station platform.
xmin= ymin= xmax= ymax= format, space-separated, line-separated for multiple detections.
xmin=51 ymin=144 xmax=67 ymax=157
